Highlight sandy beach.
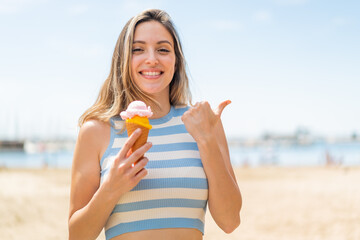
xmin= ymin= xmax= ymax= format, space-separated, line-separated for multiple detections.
xmin=1 ymin=166 xmax=359 ymax=240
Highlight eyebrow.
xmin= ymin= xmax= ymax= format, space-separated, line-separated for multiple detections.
xmin=133 ymin=40 xmax=173 ymax=46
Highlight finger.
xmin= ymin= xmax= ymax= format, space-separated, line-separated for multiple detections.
xmin=130 ymin=157 xmax=149 ymax=173
xmin=117 ymin=128 xmax=142 ymax=159
xmin=134 ymin=168 xmax=148 ymax=182
xmin=126 ymin=142 xmax=152 ymax=166
xmin=214 ymin=100 xmax=231 ymax=117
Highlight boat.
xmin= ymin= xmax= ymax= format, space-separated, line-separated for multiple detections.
xmin=0 ymin=140 xmax=25 ymax=151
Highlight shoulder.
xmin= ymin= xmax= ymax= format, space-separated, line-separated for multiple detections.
xmin=77 ymin=119 xmax=111 ymax=159
xmin=79 ymin=119 xmax=110 ymax=140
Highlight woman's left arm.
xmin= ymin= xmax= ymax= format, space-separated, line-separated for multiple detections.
xmin=182 ymin=100 xmax=242 ymax=233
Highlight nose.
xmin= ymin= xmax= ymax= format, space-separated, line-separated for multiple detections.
xmin=145 ymin=50 xmax=159 ymax=65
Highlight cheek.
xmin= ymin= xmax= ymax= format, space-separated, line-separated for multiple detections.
xmin=131 ymin=57 xmax=140 ymax=75
xmin=164 ymin=57 xmax=176 ymax=74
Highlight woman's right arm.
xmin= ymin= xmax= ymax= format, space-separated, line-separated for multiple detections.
xmin=68 ymin=121 xmax=151 ymax=240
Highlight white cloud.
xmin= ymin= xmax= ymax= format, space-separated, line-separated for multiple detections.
xmin=253 ymin=10 xmax=272 ymax=23
xmin=211 ymin=19 xmax=243 ymax=31
xmin=0 ymin=0 xmax=47 ymax=14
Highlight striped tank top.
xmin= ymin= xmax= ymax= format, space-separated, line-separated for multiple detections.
xmin=100 ymin=105 xmax=209 ymax=239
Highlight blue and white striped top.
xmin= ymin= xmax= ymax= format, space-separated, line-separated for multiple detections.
xmin=100 ymin=105 xmax=209 ymax=239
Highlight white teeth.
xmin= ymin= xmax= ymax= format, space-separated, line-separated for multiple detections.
xmin=142 ymin=72 xmax=161 ymax=76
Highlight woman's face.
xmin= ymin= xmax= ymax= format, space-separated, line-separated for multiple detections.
xmin=131 ymin=21 xmax=176 ymax=100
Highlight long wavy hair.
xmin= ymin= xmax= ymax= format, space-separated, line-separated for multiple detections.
xmin=79 ymin=9 xmax=191 ymax=126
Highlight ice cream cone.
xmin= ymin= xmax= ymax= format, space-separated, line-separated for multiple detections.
xmin=120 ymin=101 xmax=153 ymax=158
xmin=126 ymin=121 xmax=150 ymax=155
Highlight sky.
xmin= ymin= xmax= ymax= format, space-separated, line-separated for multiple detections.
xmin=0 ymin=0 xmax=359 ymax=140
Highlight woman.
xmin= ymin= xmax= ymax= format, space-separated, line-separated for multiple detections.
xmin=68 ymin=9 xmax=242 ymax=240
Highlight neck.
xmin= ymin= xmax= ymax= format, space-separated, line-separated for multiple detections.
xmin=150 ymin=101 xmax=171 ymax=119
xmin=147 ymin=93 xmax=171 ymax=119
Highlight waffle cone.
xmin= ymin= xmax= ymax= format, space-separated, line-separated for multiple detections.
xmin=126 ymin=122 xmax=150 ymax=155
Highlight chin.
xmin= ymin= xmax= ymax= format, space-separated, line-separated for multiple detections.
xmin=144 ymin=89 xmax=166 ymax=96
xmin=138 ymin=84 xmax=169 ymax=96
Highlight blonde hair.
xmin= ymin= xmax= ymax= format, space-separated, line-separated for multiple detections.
xmin=79 ymin=9 xmax=191 ymax=126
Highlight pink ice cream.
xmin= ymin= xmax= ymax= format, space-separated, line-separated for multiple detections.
xmin=120 ymin=101 xmax=153 ymax=120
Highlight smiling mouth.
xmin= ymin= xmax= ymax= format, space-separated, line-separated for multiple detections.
xmin=140 ymin=71 xmax=163 ymax=76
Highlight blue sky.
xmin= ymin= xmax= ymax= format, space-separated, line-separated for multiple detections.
xmin=0 ymin=0 xmax=359 ymax=140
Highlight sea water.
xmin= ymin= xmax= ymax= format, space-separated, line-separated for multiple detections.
xmin=0 ymin=150 xmax=73 ymax=168
xmin=0 ymin=142 xmax=359 ymax=168
xmin=230 ymin=142 xmax=360 ymax=167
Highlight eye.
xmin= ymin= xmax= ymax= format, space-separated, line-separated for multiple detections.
xmin=132 ymin=48 xmax=143 ymax=53
xmin=158 ymin=48 xmax=170 ymax=54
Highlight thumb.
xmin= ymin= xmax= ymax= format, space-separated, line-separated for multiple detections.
xmin=214 ymin=100 xmax=231 ymax=117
